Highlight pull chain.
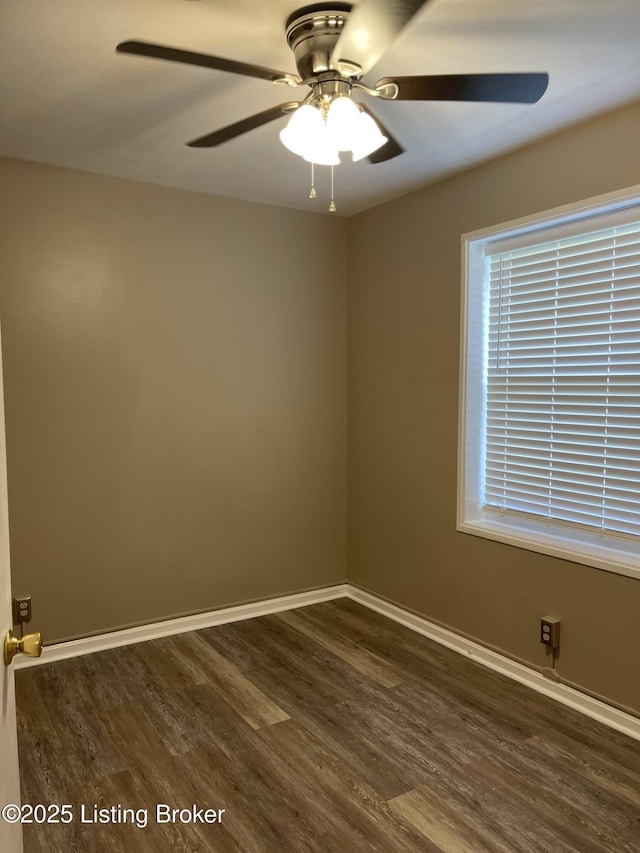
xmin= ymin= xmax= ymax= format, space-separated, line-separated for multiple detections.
xmin=309 ymin=162 xmax=316 ymax=199
xmin=328 ymin=164 xmax=336 ymax=213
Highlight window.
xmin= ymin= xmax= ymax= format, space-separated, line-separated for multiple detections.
xmin=459 ymin=186 xmax=640 ymax=580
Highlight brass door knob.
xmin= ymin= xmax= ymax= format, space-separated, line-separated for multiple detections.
xmin=4 ymin=629 xmax=43 ymax=665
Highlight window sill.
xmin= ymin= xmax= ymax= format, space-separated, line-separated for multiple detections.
xmin=457 ymin=518 xmax=640 ymax=581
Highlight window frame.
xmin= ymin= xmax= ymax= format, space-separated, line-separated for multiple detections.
xmin=458 ymin=184 xmax=640 ymax=581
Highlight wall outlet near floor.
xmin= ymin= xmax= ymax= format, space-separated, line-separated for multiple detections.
xmin=540 ymin=616 xmax=560 ymax=648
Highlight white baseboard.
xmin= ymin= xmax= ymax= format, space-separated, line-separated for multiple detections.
xmin=347 ymin=586 xmax=640 ymax=742
xmin=15 ymin=580 xmax=639 ymax=741
xmin=14 ymin=584 xmax=349 ymax=669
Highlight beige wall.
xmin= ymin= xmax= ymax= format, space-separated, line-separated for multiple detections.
xmin=2 ymin=101 xmax=640 ymax=715
xmin=348 ymin=100 xmax=640 ymax=714
xmin=0 ymin=158 xmax=347 ymax=642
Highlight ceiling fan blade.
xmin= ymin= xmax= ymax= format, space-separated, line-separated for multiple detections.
xmin=378 ymin=72 xmax=549 ymax=103
xmin=330 ymin=0 xmax=430 ymax=77
xmin=186 ymin=103 xmax=298 ymax=148
xmin=116 ymin=40 xmax=298 ymax=84
xmin=358 ymin=104 xmax=405 ymax=163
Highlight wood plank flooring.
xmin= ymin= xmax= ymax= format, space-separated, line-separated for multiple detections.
xmin=16 ymin=598 xmax=640 ymax=852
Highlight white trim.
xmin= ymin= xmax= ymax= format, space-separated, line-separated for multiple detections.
xmin=346 ymin=586 xmax=640 ymax=742
xmin=14 ymin=584 xmax=349 ymax=669
xmin=14 ymin=581 xmax=640 ymax=741
xmin=459 ymin=521 xmax=640 ymax=582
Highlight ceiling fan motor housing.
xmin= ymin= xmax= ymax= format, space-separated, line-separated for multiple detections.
xmin=285 ymin=3 xmax=353 ymax=82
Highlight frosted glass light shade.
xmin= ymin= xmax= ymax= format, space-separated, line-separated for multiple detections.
xmin=280 ymin=105 xmax=339 ymax=164
xmin=302 ymin=137 xmax=340 ymax=166
xmin=326 ymin=96 xmax=362 ymax=151
xmin=351 ymin=112 xmax=388 ymax=161
xmin=279 ymin=105 xmax=324 ymax=156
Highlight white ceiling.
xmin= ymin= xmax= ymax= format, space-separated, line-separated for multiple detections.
xmin=1 ymin=0 xmax=639 ymax=217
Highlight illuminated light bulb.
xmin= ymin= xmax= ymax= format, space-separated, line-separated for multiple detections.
xmin=326 ymin=96 xmax=362 ymax=151
xmin=279 ymin=104 xmax=324 ymax=156
xmin=302 ymin=123 xmax=340 ymax=165
xmin=302 ymin=143 xmax=340 ymax=166
xmin=351 ymin=111 xmax=388 ymax=161
xmin=280 ymin=104 xmax=339 ymax=164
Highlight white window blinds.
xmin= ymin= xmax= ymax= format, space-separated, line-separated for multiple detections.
xmin=484 ymin=218 xmax=640 ymax=539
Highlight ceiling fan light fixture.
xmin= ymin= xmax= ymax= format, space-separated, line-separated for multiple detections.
xmin=281 ymin=94 xmax=386 ymax=166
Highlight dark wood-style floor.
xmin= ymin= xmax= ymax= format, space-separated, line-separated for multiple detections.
xmin=16 ymin=598 xmax=640 ymax=852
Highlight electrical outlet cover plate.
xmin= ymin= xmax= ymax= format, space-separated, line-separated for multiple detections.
xmin=12 ymin=595 xmax=32 ymax=625
xmin=541 ymin=616 xmax=560 ymax=648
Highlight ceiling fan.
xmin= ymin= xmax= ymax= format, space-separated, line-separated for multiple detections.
xmin=116 ymin=0 xmax=548 ymax=208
